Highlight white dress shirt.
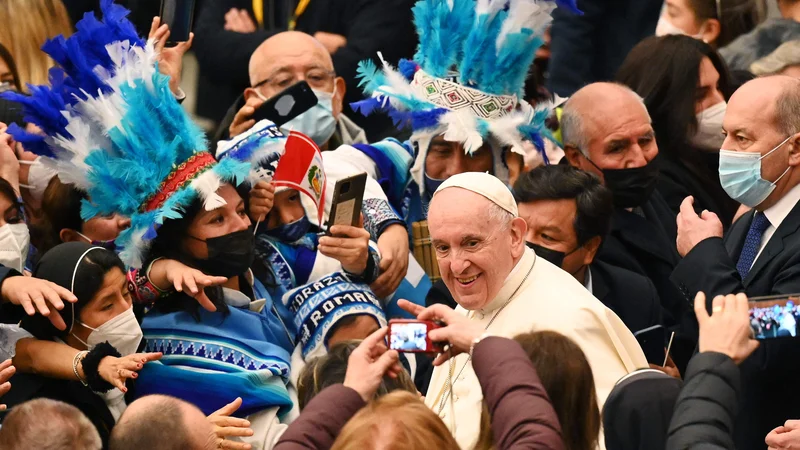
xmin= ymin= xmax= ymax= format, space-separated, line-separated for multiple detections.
xmin=754 ymin=183 xmax=800 ymax=266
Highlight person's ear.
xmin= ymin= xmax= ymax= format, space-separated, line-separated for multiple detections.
xmin=582 ymin=236 xmax=603 ymax=265
xmin=510 ymin=217 xmax=527 ymax=258
xmin=60 ymin=228 xmax=83 ymax=243
xmin=700 ymin=19 xmax=721 ymax=45
xmin=332 ymin=76 xmax=346 ymax=119
xmin=788 ymin=132 xmax=800 ymax=167
xmin=564 ymin=145 xmax=583 ymax=168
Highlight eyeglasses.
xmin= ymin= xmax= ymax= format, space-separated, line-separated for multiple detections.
xmin=253 ymin=68 xmax=336 ymax=95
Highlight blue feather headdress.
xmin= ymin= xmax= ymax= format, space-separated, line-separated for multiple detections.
xmin=353 ymin=0 xmax=578 ymax=162
xmin=2 ymin=0 xmax=251 ymax=268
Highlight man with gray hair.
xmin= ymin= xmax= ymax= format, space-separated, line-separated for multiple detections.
xmin=561 ymin=82 xmax=693 ymax=372
xmin=401 ymin=171 xmax=647 ymax=449
xmin=673 ymin=75 xmax=800 ymax=449
xmin=0 ymin=398 xmax=101 ymax=450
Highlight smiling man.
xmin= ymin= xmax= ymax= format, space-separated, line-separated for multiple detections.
xmin=421 ymin=171 xmax=647 ymax=449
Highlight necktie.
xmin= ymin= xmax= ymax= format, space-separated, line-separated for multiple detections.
xmin=736 ymin=211 xmax=771 ymax=279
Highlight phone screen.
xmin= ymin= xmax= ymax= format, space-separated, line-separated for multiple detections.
xmin=749 ymin=294 xmax=800 ymax=339
xmin=389 ymin=322 xmax=430 ymax=352
xmin=634 ymin=325 xmax=666 ymax=365
xmin=160 ymin=0 xmax=195 ymax=44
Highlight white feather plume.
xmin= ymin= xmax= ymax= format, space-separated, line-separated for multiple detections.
xmin=496 ymin=0 xmax=555 ymax=49
xmin=190 ymin=169 xmax=226 ymax=211
xmin=440 ymin=110 xmax=485 ymax=154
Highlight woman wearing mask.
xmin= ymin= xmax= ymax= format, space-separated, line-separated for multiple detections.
xmin=3 ymin=243 xmax=161 ymax=446
xmin=4 ymin=5 xmax=300 ymax=448
xmin=617 ymin=35 xmax=740 ymax=227
xmin=0 ymin=177 xmax=29 ymax=273
xmin=655 ymin=0 xmax=761 ymax=48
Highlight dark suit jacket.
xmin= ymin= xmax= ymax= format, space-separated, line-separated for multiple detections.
xmin=656 ymin=153 xmax=739 ymax=230
xmin=590 ymin=261 xmax=662 ymax=334
xmin=193 ymin=0 xmax=416 ymax=137
xmin=546 ymin=0 xmax=662 ymax=96
xmin=671 ymin=205 xmax=800 ymax=450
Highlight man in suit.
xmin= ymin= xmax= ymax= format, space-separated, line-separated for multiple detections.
xmin=513 ymin=164 xmax=662 ymax=336
xmin=562 ymin=83 xmax=695 ymax=367
xmin=672 ymin=75 xmax=800 ymax=449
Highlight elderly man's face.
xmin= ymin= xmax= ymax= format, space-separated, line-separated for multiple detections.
xmin=246 ymin=32 xmax=345 ymax=118
xmin=425 ymin=136 xmax=494 ymax=180
xmin=428 ymin=189 xmax=526 ymax=310
xmin=566 ymin=95 xmax=658 ymax=180
xmin=720 ymin=77 xmax=800 ymax=209
xmin=517 ymin=199 xmax=597 ymax=282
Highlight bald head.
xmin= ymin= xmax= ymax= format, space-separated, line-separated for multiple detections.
xmin=562 ymin=83 xmax=650 ymax=154
xmin=110 ymin=395 xmax=215 ymax=450
xmin=248 ymin=31 xmax=333 ymax=86
xmin=0 ymin=398 xmax=101 ymax=450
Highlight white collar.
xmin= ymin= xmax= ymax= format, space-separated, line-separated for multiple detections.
xmin=762 ymin=182 xmax=800 ymax=229
xmin=479 ymin=248 xmax=535 ymax=313
xmin=584 ymin=267 xmax=593 ymax=293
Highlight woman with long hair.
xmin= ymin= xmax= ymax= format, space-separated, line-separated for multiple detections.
xmin=617 ymin=35 xmax=740 ymax=227
xmin=0 ymin=0 xmax=73 ymax=89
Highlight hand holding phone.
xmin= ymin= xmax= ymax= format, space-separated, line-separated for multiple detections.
xmin=634 ymin=325 xmax=666 ymax=365
xmin=159 ymin=0 xmax=195 ymax=45
xmin=252 ymin=81 xmax=319 ymax=128
xmin=343 ymin=328 xmax=404 ymax=402
xmin=388 ymin=319 xmax=444 ymax=353
xmin=695 ymin=292 xmax=760 ymax=364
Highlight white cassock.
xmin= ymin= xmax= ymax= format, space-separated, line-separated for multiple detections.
xmin=424 ymin=247 xmax=648 ymax=449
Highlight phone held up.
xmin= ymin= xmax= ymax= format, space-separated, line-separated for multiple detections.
xmin=748 ymin=293 xmax=800 ymax=340
xmin=159 ymin=0 xmax=196 ymax=45
xmin=387 ymin=319 xmax=445 ymax=354
xmin=327 ymin=172 xmax=367 ymax=235
xmin=634 ymin=324 xmax=667 ymax=366
xmin=252 ymin=80 xmax=319 ymax=128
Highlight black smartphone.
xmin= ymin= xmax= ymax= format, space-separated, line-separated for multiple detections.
xmin=748 ymin=293 xmax=800 ymax=339
xmin=252 ymin=81 xmax=318 ymax=128
xmin=159 ymin=0 xmax=196 ymax=45
xmin=388 ymin=319 xmax=445 ymax=353
xmin=328 ymin=173 xmax=367 ymax=232
xmin=634 ymin=325 xmax=666 ymax=365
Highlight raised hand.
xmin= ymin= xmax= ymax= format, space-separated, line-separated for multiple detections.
xmin=208 ymin=397 xmax=254 ymax=450
xmin=1 ymin=275 xmax=78 ymax=331
xmin=97 ymin=352 xmax=162 ymax=393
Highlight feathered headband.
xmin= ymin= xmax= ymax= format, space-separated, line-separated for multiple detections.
xmin=3 ymin=0 xmax=251 ymax=268
xmin=353 ymin=0 xmax=579 ymax=162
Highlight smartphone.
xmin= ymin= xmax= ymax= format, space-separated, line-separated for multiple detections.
xmin=634 ymin=325 xmax=666 ymax=365
xmin=388 ymin=319 xmax=444 ymax=353
xmin=328 ymin=173 xmax=367 ymax=231
xmin=748 ymin=293 xmax=800 ymax=340
xmin=159 ymin=0 xmax=196 ymax=45
xmin=252 ymin=81 xmax=318 ymax=128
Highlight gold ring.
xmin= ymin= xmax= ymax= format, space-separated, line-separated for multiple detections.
xmin=712 ymin=306 xmax=724 ymax=313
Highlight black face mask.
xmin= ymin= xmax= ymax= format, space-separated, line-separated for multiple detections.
xmin=187 ymin=229 xmax=255 ymax=278
xmin=527 ymin=241 xmax=566 ymax=267
xmin=589 ymin=155 xmax=660 ymax=209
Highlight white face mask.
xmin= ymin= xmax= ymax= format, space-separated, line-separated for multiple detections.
xmin=0 ymin=223 xmax=30 ymax=272
xmin=655 ymin=16 xmax=705 ymax=39
xmin=692 ymin=101 xmax=727 ymax=150
xmin=72 ymin=307 xmax=143 ymax=357
xmin=256 ymin=87 xmax=338 ymax=147
xmin=19 ymin=157 xmax=57 ymax=204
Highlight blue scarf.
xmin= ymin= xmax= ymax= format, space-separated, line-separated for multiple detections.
xmin=136 ymin=305 xmax=293 ymax=417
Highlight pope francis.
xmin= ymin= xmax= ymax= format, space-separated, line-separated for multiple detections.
xmin=413 ymin=172 xmax=648 ymax=449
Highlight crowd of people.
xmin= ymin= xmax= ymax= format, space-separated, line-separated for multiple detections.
xmin=0 ymin=0 xmax=797 ymax=448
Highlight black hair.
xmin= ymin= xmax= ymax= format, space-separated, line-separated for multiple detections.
xmin=616 ymin=35 xmax=733 ymax=158
xmin=513 ymin=165 xmax=613 ymax=245
xmin=296 ymin=340 xmax=416 ymax=410
xmin=39 ymin=176 xmax=85 ymax=255
xmin=146 ymin=197 xmax=231 ymax=320
xmin=23 ymin=248 xmax=125 ymax=341
xmin=686 ymin=0 xmax=760 ymax=48
xmin=0 ymin=42 xmax=21 ymax=92
xmin=0 ymin=176 xmax=21 ymax=211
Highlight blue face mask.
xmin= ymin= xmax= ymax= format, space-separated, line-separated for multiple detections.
xmin=278 ymin=89 xmax=337 ymax=147
xmin=719 ymin=135 xmax=794 ymax=208
xmin=424 ymin=173 xmax=446 ymax=195
xmin=265 ymin=216 xmax=312 ymax=243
